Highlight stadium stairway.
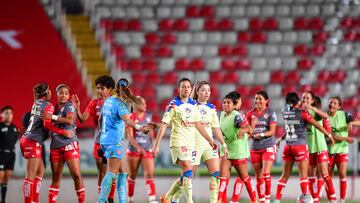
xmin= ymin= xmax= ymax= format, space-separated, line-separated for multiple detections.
xmin=61 ymin=14 xmax=109 ymax=96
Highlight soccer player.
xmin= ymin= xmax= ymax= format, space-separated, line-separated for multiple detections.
xmin=274 ymin=92 xmax=334 ymax=203
xmin=97 ymin=78 xmax=149 ymax=203
xmin=0 ymin=106 xmax=18 ymax=203
xmin=152 ymin=78 xmax=216 ymax=203
xmin=71 ymin=75 xmax=116 ymax=202
xmin=20 ymin=83 xmax=72 ymax=203
xmin=327 ymin=96 xmax=360 ymax=203
xmin=217 ymin=92 xmax=257 ymax=203
xmin=244 ymin=91 xmax=277 ymax=203
xmin=301 ymin=92 xmax=336 ymax=203
xmin=126 ymin=96 xmax=157 ymax=203
xmin=43 ymin=84 xmax=85 ymax=203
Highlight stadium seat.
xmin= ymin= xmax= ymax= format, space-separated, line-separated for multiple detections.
xmin=297 ymin=58 xmax=313 ymax=70
xmin=175 ymin=58 xmax=190 ymax=70
xmin=162 ymin=33 xmax=177 ymax=44
xmin=128 ymin=59 xmax=143 ymax=71
xmin=147 ymin=72 xmax=161 ymax=84
xmin=156 ymin=46 xmax=172 ymax=57
xmin=141 ymin=45 xmax=155 ymax=57
xmin=224 ymin=72 xmax=239 ymax=83
xmin=294 ymin=17 xmax=308 ymax=30
xmin=159 ymin=19 xmax=173 ymax=31
xmin=162 ymin=72 xmax=178 ymax=84
xmin=310 ymin=44 xmax=325 ymax=56
xmin=233 ymin=45 xmax=248 ymax=56
xmin=286 ymin=71 xmax=301 ymax=84
xmin=263 ymin=17 xmax=278 ymax=30
xmin=270 ymin=71 xmax=286 ymax=83
xmin=186 ymin=5 xmax=201 ymax=17
xmin=127 ymin=19 xmax=142 ymax=30
xmin=190 ymin=58 xmax=205 ymax=70
xmin=142 ymin=60 xmax=157 ymax=71
xmin=201 ymin=5 xmax=215 ymax=17
xmin=221 ymin=59 xmax=235 ymax=70
xmin=204 ymin=18 xmax=218 ymax=31
xmin=235 ymin=59 xmax=251 ymax=70
xmin=173 ymin=19 xmax=189 ymax=31
xmin=132 ymin=72 xmax=146 ymax=84
xmin=236 ymin=86 xmax=251 ymax=97
xmin=249 ymin=18 xmax=263 ymax=30
xmin=145 ymin=32 xmax=160 ymax=44
xmin=218 ymin=18 xmax=234 ymax=30
xmin=294 ymin=44 xmax=308 ymax=56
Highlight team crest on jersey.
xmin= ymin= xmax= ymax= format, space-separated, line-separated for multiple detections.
xmin=185 ymin=107 xmax=192 ymax=114
xmin=263 ymin=113 xmax=269 ymax=119
xmin=200 ymin=108 xmax=207 ymax=116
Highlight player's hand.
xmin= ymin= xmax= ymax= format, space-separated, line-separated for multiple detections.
xmin=137 ymin=148 xmax=146 ymax=156
xmin=208 ymin=140 xmax=217 ymax=150
xmin=148 ymin=122 xmax=160 ymax=129
xmin=152 ymin=146 xmax=159 ymax=158
xmin=346 ymin=137 xmax=354 ymax=144
xmin=71 ymin=94 xmax=80 ymax=109
xmin=64 ymin=130 xmax=74 ymax=138
xmin=222 ymin=146 xmax=229 ymax=159
xmin=328 ymin=136 xmax=335 ymax=146
xmin=140 ymin=126 xmax=150 ymax=134
xmin=347 ymin=122 xmax=353 ymax=135
xmin=237 ymin=129 xmax=245 ymax=139
xmin=40 ymin=112 xmax=52 ymax=120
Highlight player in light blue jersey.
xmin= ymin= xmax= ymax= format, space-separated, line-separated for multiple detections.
xmin=98 ymin=79 xmax=149 ymax=203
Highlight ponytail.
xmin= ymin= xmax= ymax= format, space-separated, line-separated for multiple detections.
xmin=115 ymin=78 xmax=143 ymax=108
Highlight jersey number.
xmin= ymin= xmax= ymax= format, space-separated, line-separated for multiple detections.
xmin=27 ymin=116 xmax=35 ymax=132
xmin=101 ymin=116 xmax=106 ymax=134
xmin=285 ymin=124 xmax=297 ymax=139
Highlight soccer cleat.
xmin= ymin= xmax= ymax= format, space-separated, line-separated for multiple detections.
xmin=107 ymin=198 xmax=114 ymax=203
xmin=160 ymin=194 xmax=170 ymax=203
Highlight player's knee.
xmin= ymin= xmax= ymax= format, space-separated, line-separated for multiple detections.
xmin=183 ymin=170 xmax=193 ymax=179
xmin=71 ymin=172 xmax=82 ymax=184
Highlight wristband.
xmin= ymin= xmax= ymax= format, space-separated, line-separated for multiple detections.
xmin=260 ymin=133 xmax=265 ymax=137
xmin=51 ymin=115 xmax=59 ymax=121
xmin=221 ymin=143 xmax=227 ymax=148
xmin=328 ymin=134 xmax=332 ymax=138
xmin=135 ymin=124 xmax=141 ymax=131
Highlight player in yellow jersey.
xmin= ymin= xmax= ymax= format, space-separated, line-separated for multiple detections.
xmin=153 ymin=78 xmax=216 ymax=203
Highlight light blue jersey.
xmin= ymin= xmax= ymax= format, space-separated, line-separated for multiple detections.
xmin=100 ymin=96 xmax=129 ymax=145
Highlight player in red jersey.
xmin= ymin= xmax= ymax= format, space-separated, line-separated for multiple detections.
xmin=126 ymin=96 xmax=157 ymax=203
xmin=43 ymin=84 xmax=85 ymax=203
xmin=72 ymin=75 xmax=115 ymax=202
xmin=20 ymin=83 xmax=72 ymax=203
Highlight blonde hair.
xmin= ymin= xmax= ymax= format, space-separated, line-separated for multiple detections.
xmin=115 ymin=78 xmax=143 ymax=108
xmin=190 ymin=81 xmax=210 ymax=101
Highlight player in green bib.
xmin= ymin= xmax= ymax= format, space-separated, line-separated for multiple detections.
xmin=152 ymin=78 xmax=215 ymax=203
xmin=302 ymin=92 xmax=336 ymax=203
xmin=217 ymin=92 xmax=258 ymax=203
xmin=326 ymin=96 xmax=360 ymax=203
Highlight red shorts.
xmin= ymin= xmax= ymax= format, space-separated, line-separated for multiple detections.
xmin=126 ymin=150 xmax=153 ymax=159
xmin=282 ymin=144 xmax=309 ymax=162
xmin=250 ymin=146 xmax=276 ymax=164
xmin=329 ymin=153 xmax=349 ymax=167
xmin=50 ymin=142 xmax=80 ymax=163
xmin=93 ymin=143 xmax=103 ymax=160
xmin=230 ymin=158 xmax=248 ymax=166
xmin=20 ymin=137 xmax=42 ymax=159
xmin=309 ymin=151 xmax=329 ymax=167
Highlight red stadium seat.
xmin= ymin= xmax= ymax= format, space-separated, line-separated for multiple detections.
xmin=308 ymin=17 xmax=324 ymax=30
xmin=318 ymin=70 xmax=330 ymax=82
xmin=210 ymin=85 xmax=219 ymax=99
xmin=221 ymin=59 xmax=235 ymax=71
xmin=210 ymin=71 xmax=225 ymax=83
xmin=218 ymin=18 xmax=234 ymax=31
xmin=297 ymin=58 xmax=313 ymax=70
xmin=233 ymin=45 xmax=248 ymax=56
xmin=249 ymin=18 xmax=263 ymax=31
xmin=311 ymin=84 xmax=328 ymax=97
xmin=204 ymin=19 xmax=218 ymax=31
xmin=263 ymin=18 xmax=278 ymax=30
xmin=175 ymin=58 xmax=190 ymax=70
xmin=163 ymin=72 xmax=178 ymax=84
xmin=159 ymin=19 xmax=173 ymax=31
xmin=313 ymin=31 xmax=329 ymax=42
xmin=147 ymin=73 xmax=161 ymax=84
xmin=299 ymin=85 xmax=312 ymax=93
xmin=238 ymin=32 xmax=252 ymax=42
xmin=310 ymin=44 xmax=325 ymax=56
xmin=111 ymin=45 xmax=124 ymax=58
xmin=210 ymin=99 xmax=221 ymax=110
xmin=251 ymin=32 xmax=267 ymax=43
xmin=342 ymin=97 xmax=359 ymax=110
xmin=113 ymin=19 xmax=127 ymax=30
xmin=270 ymin=71 xmax=286 ymax=83
xmin=146 ymin=100 xmax=159 ymax=112
xmin=127 ymin=19 xmax=142 ymax=30
xmin=236 ymin=86 xmax=251 ymax=97
xmin=186 ymin=5 xmax=201 ymax=17
xmin=142 ymin=86 xmax=156 ymax=98
xmin=282 ymin=85 xmax=297 ymax=96
xmin=173 ymin=19 xmax=189 ymax=31
xmin=100 ymin=19 xmax=113 ymax=30
xmin=161 ymin=99 xmax=172 ymax=110
xmin=330 ymin=70 xmax=346 ymax=83
xmin=103 ymin=33 xmax=114 ymax=43
xmin=132 ymin=73 xmax=146 ymax=84
xmin=128 ymin=59 xmax=143 ymax=71
xmin=218 ymin=45 xmax=233 ymax=57
xmin=294 ymin=44 xmax=308 ymax=56
xmin=116 ymin=59 xmax=128 ymax=70
xmin=156 ymin=46 xmax=172 ymax=57
xmin=294 ymin=17 xmax=308 ymax=30
xmin=162 ymin=33 xmax=177 ymax=44
xmin=250 ymin=85 xmax=264 ymax=95
xmin=286 ymin=71 xmax=300 ymax=84
xmin=190 ymin=58 xmax=205 ymax=70
xmin=145 ymin=32 xmax=160 ymax=44
xmin=235 ymin=59 xmax=251 ymax=70
xmin=200 ymin=6 xmax=215 ymax=17
xmin=241 ymin=98 xmax=253 ymax=110
xmin=141 ymin=45 xmax=155 ymax=57
xmin=343 ymin=30 xmax=357 ymax=41
xmin=143 ymin=60 xmax=157 ymax=71
xmin=341 ymin=16 xmax=353 ymax=28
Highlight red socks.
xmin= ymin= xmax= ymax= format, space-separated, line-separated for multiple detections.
xmin=275 ymin=179 xmax=286 ymax=201
xmin=263 ymin=173 xmax=272 ymax=202
xmin=256 ymin=177 xmax=265 ymax=202
xmin=32 ymin=176 xmax=42 ymax=203
xmin=218 ymin=177 xmax=229 ymax=202
xmin=146 ymin=179 xmax=156 ymax=201
xmin=243 ymin=176 xmax=257 ymax=202
xmin=48 ymin=185 xmax=59 ymax=203
xmin=300 ymin=178 xmax=309 ymax=194
xmin=309 ymin=177 xmax=318 ymax=201
xmin=23 ymin=178 xmax=34 ymax=203
xmin=108 ymin=180 xmax=116 ymax=199
xmin=231 ymin=177 xmax=243 ymax=202
xmin=317 ymin=178 xmax=324 ymax=198
xmin=340 ymin=178 xmax=347 ymax=201
xmin=127 ymin=178 xmax=135 ymax=200
xmin=323 ymin=175 xmax=336 ymax=201
xmin=76 ymin=187 xmax=86 ymax=203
